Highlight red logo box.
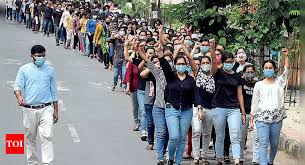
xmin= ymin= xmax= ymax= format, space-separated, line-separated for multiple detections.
xmin=6 ymin=134 xmax=24 ymax=154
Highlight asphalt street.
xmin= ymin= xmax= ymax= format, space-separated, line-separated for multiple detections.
xmin=0 ymin=3 xmax=300 ymax=165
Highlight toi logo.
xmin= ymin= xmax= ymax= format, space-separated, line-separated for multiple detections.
xmin=6 ymin=134 xmax=24 ymax=154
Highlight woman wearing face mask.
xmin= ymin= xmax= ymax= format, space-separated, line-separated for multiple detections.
xmin=136 ymin=43 xmax=170 ymax=164
xmin=212 ymin=51 xmax=246 ymax=165
xmin=239 ymin=64 xmax=258 ymax=165
xmin=188 ymin=39 xmax=217 ymax=165
xmin=249 ymin=48 xmax=290 ymax=165
xmin=160 ymin=42 xmax=196 ymax=165
xmin=235 ymin=48 xmax=252 ymax=73
xmin=85 ymin=14 xmax=98 ymax=58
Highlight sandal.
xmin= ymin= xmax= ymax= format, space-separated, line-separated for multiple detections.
xmin=202 ymin=159 xmax=210 ymax=165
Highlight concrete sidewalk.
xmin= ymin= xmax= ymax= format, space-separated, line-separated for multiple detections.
xmin=279 ymin=107 xmax=304 ymax=159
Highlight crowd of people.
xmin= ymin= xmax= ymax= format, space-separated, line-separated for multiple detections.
xmin=7 ymin=0 xmax=291 ymax=165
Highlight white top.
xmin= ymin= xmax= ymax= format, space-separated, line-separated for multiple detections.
xmin=250 ymin=67 xmax=289 ymax=123
xmin=237 ymin=62 xmax=252 ymax=73
xmin=59 ymin=10 xmax=70 ymax=27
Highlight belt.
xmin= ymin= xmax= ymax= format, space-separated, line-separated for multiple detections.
xmin=23 ymin=103 xmax=52 ymax=109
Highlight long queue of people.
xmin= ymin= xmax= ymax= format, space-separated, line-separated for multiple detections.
xmin=6 ymin=1 xmax=291 ymax=165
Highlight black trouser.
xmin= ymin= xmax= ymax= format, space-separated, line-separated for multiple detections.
xmin=87 ymin=35 xmax=94 ymax=55
xmin=73 ymin=34 xmax=79 ymax=50
xmin=6 ymin=7 xmax=12 ymax=19
xmin=97 ymin=47 xmax=104 ymax=63
xmin=103 ymin=53 xmax=109 ymax=67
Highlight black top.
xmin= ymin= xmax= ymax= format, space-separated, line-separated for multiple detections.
xmin=160 ymin=57 xmax=196 ymax=110
xmin=241 ymin=78 xmax=256 ymax=114
xmin=53 ymin=9 xmax=62 ymax=25
xmin=15 ymin=0 xmax=22 ymax=12
xmin=25 ymin=4 xmax=30 ymax=14
xmin=33 ymin=5 xmax=39 ymax=16
xmin=44 ymin=7 xmax=53 ymax=19
xmin=38 ymin=4 xmax=46 ymax=16
xmin=212 ymin=68 xmax=242 ymax=108
xmin=194 ymin=75 xmax=215 ymax=109
xmin=132 ymin=58 xmax=146 ymax=91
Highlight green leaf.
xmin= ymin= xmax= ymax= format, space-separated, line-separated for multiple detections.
xmin=218 ymin=37 xmax=227 ymax=46
xmin=194 ymin=20 xmax=198 ymax=27
xmin=209 ymin=19 xmax=215 ymax=26
xmin=217 ymin=16 xmax=222 ymax=23
xmin=262 ymin=26 xmax=269 ymax=34
xmin=218 ymin=30 xmax=225 ymax=37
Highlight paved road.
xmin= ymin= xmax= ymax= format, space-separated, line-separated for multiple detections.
xmin=0 ymin=4 xmax=300 ymax=165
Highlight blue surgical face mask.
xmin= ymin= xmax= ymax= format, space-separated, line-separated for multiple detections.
xmin=184 ymin=40 xmax=193 ymax=46
xmin=200 ymin=64 xmax=212 ymax=72
xmin=223 ymin=63 xmax=234 ymax=71
xmin=263 ymin=69 xmax=275 ymax=78
xmin=34 ymin=57 xmax=45 ymax=67
xmin=200 ymin=46 xmax=209 ymax=53
xmin=186 ymin=65 xmax=192 ymax=73
xmin=175 ymin=65 xmax=187 ymax=73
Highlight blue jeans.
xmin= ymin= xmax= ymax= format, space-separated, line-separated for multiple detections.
xmin=44 ymin=19 xmax=51 ymax=35
xmin=25 ymin=14 xmax=31 ymax=28
xmin=252 ymin=126 xmax=260 ymax=163
xmin=54 ymin=24 xmax=60 ymax=44
xmin=153 ymin=106 xmax=168 ymax=161
xmin=113 ymin=65 xmax=126 ymax=90
xmin=60 ymin=26 xmax=66 ymax=43
xmin=137 ymin=90 xmax=147 ymax=132
xmin=81 ymin=32 xmax=86 ymax=53
xmin=165 ymin=107 xmax=193 ymax=164
xmin=256 ymin=121 xmax=282 ymax=165
xmin=145 ymin=104 xmax=154 ymax=144
xmin=240 ymin=114 xmax=251 ymax=161
xmin=212 ymin=107 xmax=241 ymax=160
xmin=130 ymin=91 xmax=139 ymax=124
xmin=108 ymin=43 xmax=114 ymax=58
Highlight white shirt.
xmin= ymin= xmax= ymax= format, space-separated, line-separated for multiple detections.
xmin=237 ymin=62 xmax=252 ymax=73
xmin=250 ymin=67 xmax=289 ymax=123
xmin=59 ymin=10 xmax=70 ymax=27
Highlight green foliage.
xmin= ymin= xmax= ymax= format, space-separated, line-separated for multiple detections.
xmin=161 ymin=0 xmax=299 ymax=53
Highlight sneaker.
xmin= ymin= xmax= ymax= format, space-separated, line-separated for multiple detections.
xmin=209 ymin=140 xmax=214 ymax=149
xmin=146 ymin=144 xmax=153 ymax=150
xmin=167 ymin=159 xmax=174 ymax=165
xmin=224 ymin=156 xmax=230 ymax=164
xmin=132 ymin=124 xmax=140 ymax=131
xmin=157 ymin=160 xmax=164 ymax=165
xmin=56 ymin=43 xmax=60 ymax=46
xmin=141 ymin=132 xmax=148 ymax=141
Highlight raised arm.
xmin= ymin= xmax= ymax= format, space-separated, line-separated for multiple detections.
xmin=181 ymin=41 xmax=197 ymax=75
xmin=209 ymin=39 xmax=218 ymax=75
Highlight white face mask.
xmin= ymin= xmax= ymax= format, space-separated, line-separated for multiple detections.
xmin=237 ymin=53 xmax=247 ymax=61
xmin=200 ymin=64 xmax=212 ymax=72
xmin=119 ymin=31 xmax=125 ymax=36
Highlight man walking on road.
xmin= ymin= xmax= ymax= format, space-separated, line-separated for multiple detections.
xmin=14 ymin=45 xmax=59 ymax=165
